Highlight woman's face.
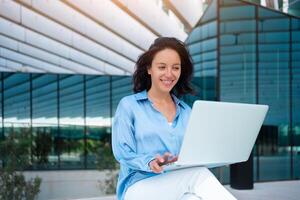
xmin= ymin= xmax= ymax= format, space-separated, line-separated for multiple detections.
xmin=148 ymin=48 xmax=181 ymax=94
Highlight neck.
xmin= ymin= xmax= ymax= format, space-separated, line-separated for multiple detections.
xmin=147 ymin=88 xmax=172 ymax=103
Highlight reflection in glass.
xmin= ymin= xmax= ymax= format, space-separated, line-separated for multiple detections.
xmin=258 ymin=7 xmax=290 ymax=181
xmin=185 ymin=0 xmax=299 ymax=182
xmin=3 ymin=73 xmax=30 ymax=136
xmin=86 ymin=76 xmax=111 ymax=168
xmin=32 ymin=74 xmax=58 ymax=169
xmin=59 ymin=75 xmax=84 ymax=169
xmin=292 ymin=18 xmax=300 ymax=179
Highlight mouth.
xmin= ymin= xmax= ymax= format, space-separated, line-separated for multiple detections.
xmin=160 ymin=79 xmax=174 ymax=87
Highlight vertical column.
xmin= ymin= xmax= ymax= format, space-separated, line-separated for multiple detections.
xmin=255 ymin=3 xmax=260 ymax=182
xmin=83 ymin=75 xmax=87 ymax=169
xmin=1 ymin=73 xmax=3 ymax=141
xmin=216 ymin=0 xmax=220 ymax=101
xmin=230 ymin=1 xmax=257 ymax=189
xmin=230 ymin=154 xmax=254 ymax=189
xmin=109 ymin=76 xmax=112 ymax=141
xmin=30 ymin=74 xmax=33 ymax=167
xmin=289 ymin=16 xmax=294 ymax=179
xmin=57 ymin=74 xmax=61 ymax=169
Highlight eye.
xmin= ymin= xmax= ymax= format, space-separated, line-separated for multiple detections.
xmin=158 ymin=66 xmax=166 ymax=70
xmin=173 ymin=66 xmax=181 ymax=70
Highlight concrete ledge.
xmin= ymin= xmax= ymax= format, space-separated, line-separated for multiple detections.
xmin=24 ymin=170 xmax=109 ymax=200
xmin=78 ymin=180 xmax=300 ymax=200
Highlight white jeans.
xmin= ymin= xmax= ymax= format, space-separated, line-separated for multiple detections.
xmin=124 ymin=167 xmax=237 ymax=200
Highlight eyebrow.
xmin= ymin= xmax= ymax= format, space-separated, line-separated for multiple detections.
xmin=155 ymin=62 xmax=181 ymax=66
xmin=155 ymin=62 xmax=166 ymax=65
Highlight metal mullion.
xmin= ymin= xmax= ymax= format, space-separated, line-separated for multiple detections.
xmin=57 ymin=74 xmax=61 ymax=169
xmin=109 ymin=76 xmax=112 ymax=142
xmin=255 ymin=4 xmax=260 ymax=181
xmin=29 ymin=73 xmax=34 ymax=169
xmin=0 ymin=72 xmax=4 ymax=169
xmin=289 ymin=17 xmax=294 ymax=179
xmin=217 ymin=0 xmax=220 ymax=101
xmin=83 ymin=75 xmax=87 ymax=169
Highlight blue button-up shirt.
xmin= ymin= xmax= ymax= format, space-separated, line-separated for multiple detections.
xmin=112 ymin=90 xmax=191 ymax=200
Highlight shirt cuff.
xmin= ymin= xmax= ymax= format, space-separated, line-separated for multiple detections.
xmin=146 ymin=156 xmax=156 ymax=172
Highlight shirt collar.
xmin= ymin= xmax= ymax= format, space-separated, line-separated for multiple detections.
xmin=134 ymin=90 xmax=185 ymax=109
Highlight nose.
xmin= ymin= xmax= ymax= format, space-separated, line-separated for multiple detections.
xmin=165 ymin=67 xmax=173 ymax=77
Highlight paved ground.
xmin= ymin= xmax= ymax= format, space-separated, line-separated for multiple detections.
xmin=72 ymin=180 xmax=300 ymax=200
xmin=225 ymin=180 xmax=300 ymax=200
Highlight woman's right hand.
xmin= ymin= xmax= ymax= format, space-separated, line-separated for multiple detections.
xmin=149 ymin=152 xmax=178 ymax=173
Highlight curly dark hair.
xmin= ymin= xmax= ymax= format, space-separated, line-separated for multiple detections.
xmin=133 ymin=37 xmax=194 ymax=97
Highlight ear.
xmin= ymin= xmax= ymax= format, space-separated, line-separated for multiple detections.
xmin=147 ymin=66 xmax=151 ymax=75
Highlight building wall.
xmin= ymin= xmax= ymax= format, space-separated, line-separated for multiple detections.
xmin=24 ymin=170 xmax=110 ymax=199
xmin=0 ymin=73 xmax=132 ymax=170
xmin=185 ymin=0 xmax=300 ymax=182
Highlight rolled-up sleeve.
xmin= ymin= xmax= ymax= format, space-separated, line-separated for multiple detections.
xmin=112 ymin=99 xmax=154 ymax=172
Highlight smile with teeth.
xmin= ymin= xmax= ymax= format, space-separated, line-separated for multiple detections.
xmin=161 ymin=79 xmax=174 ymax=87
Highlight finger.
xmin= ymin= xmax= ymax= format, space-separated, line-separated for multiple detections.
xmin=150 ymin=159 xmax=160 ymax=172
xmin=156 ymin=154 xmax=164 ymax=164
xmin=163 ymin=152 xmax=176 ymax=163
xmin=151 ymin=161 xmax=163 ymax=173
xmin=168 ymin=156 xmax=178 ymax=163
xmin=163 ymin=152 xmax=172 ymax=161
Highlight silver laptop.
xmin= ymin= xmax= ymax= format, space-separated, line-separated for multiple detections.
xmin=164 ymin=100 xmax=269 ymax=171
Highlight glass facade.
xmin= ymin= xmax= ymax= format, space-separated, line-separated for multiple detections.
xmin=0 ymin=73 xmax=134 ymax=170
xmin=0 ymin=72 xmax=202 ymax=171
xmin=186 ymin=0 xmax=300 ymax=182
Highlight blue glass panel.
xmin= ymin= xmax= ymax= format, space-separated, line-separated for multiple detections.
xmin=259 ymin=6 xmax=287 ymax=18
xmin=59 ymin=75 xmax=84 ymax=169
xmin=32 ymin=74 xmax=58 ymax=169
xmin=258 ymin=7 xmax=291 ymax=181
xmin=85 ymin=75 xmax=112 ymax=169
xmin=186 ymin=26 xmax=201 ymax=44
xmin=188 ymin=42 xmax=201 ymax=55
xmin=259 ymin=32 xmax=290 ymax=43
xmin=259 ymin=18 xmax=290 ymax=31
xmin=292 ymin=18 xmax=300 ymax=179
xmin=220 ymin=0 xmax=247 ymax=6
xmin=220 ymin=5 xmax=255 ymax=20
xmin=111 ymin=76 xmax=132 ymax=116
xmin=202 ymin=51 xmax=217 ymax=62
xmin=3 ymin=73 xmax=30 ymax=134
xmin=219 ymin=1 xmax=256 ymax=183
xmin=192 ymin=54 xmax=201 ymax=63
xmin=202 ymin=38 xmax=217 ymax=52
xmin=220 ymin=20 xmax=256 ymax=33
xmin=220 ymin=2 xmax=256 ymax=104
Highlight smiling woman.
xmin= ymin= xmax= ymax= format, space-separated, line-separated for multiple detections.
xmin=111 ymin=37 xmax=236 ymax=200
xmin=133 ymin=37 xmax=194 ymax=97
